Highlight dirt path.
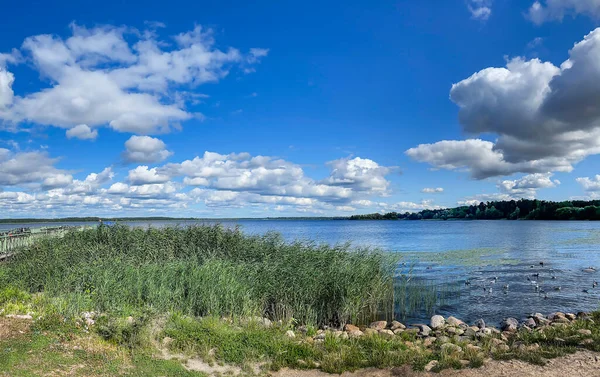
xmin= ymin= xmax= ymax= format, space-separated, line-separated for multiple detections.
xmin=273 ymin=351 xmax=600 ymax=377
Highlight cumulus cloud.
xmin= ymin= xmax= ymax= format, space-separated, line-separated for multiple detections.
xmin=421 ymin=187 xmax=444 ymax=193
xmin=468 ymin=0 xmax=493 ymax=20
xmin=576 ymin=175 xmax=600 ymax=192
xmin=407 ymin=28 xmax=600 ymax=179
xmin=0 ymin=147 xmax=399 ymax=216
xmin=498 ymin=172 xmax=560 ymax=198
xmin=0 ymin=23 xmax=267 ymax=135
xmin=527 ymin=0 xmax=600 ymax=24
xmin=66 ymin=124 xmax=98 ymax=140
xmin=123 ymin=136 xmax=173 ymax=163
xmin=128 ymin=165 xmax=171 ymax=185
xmin=0 ymin=149 xmax=70 ymax=187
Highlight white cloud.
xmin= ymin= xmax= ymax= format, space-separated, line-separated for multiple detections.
xmin=66 ymin=124 xmax=98 ymax=140
xmin=421 ymin=187 xmax=444 ymax=193
xmin=123 ymin=135 xmax=172 ymax=163
xmin=0 ymin=149 xmax=69 ymax=187
xmin=468 ymin=0 xmax=492 ymax=20
xmin=407 ymin=28 xmax=600 ymax=179
xmin=0 ymin=23 xmax=268 ymax=135
xmin=128 ymin=165 xmax=171 ymax=185
xmin=0 ymin=69 xmax=14 ymax=108
xmin=498 ymin=172 xmax=560 ymax=198
xmin=42 ymin=173 xmax=73 ymax=189
xmin=527 ymin=0 xmax=600 ymax=24
xmin=576 ymin=175 xmax=600 ymax=192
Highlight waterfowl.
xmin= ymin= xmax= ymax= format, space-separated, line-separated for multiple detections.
xmin=544 ymin=293 xmax=548 ymax=299
xmin=593 ymin=281 xmax=598 ymax=288
xmin=465 ymin=280 xmax=471 ymax=286
xmin=532 ymin=273 xmax=540 ymax=278
xmin=583 ymin=289 xmax=590 ymax=293
xmin=503 ymin=284 xmax=509 ymax=290
xmin=551 ymin=276 xmax=557 ymax=280
xmin=583 ymin=267 xmax=596 ymax=273
xmin=554 ymin=286 xmax=561 ymax=291
xmin=540 ymin=261 xmax=544 ymax=267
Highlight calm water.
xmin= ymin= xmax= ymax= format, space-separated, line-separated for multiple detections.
xmin=3 ymin=219 xmax=600 ymax=325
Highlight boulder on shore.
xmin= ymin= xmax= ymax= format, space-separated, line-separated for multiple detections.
xmin=430 ymin=315 xmax=445 ymax=329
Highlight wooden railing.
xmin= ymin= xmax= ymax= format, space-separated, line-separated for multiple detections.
xmin=0 ymin=226 xmax=90 ymax=261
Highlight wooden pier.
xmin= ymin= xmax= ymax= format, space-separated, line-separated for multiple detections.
xmin=0 ymin=226 xmax=89 ymax=261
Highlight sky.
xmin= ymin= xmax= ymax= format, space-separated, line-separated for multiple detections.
xmin=2 ymin=0 xmax=600 ymax=218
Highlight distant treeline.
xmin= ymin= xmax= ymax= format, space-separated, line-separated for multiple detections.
xmin=0 ymin=217 xmax=198 ymax=224
xmin=348 ymin=199 xmax=600 ymax=221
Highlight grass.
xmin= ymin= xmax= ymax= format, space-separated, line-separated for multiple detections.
xmin=2 ymin=224 xmax=398 ymax=327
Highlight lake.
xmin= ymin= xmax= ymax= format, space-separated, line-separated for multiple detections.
xmin=3 ymin=219 xmax=600 ymax=325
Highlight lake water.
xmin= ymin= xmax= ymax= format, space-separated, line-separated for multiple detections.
xmin=3 ymin=219 xmax=600 ymax=325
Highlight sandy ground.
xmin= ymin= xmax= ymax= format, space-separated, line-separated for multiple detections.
xmin=273 ymin=351 xmax=600 ymax=377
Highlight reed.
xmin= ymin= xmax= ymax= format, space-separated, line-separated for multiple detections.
xmin=4 ymin=224 xmax=398 ymax=326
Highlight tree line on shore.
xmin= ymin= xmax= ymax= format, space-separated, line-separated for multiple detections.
xmin=348 ymin=199 xmax=600 ymax=221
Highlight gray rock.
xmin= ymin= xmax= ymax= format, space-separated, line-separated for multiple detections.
xmin=441 ymin=343 xmax=462 ymax=353
xmin=523 ymin=318 xmax=537 ymax=328
xmin=416 ymin=324 xmax=432 ymax=336
xmin=474 ymin=319 xmax=486 ymax=329
xmin=314 ymin=332 xmax=326 ymax=340
xmin=286 ymin=330 xmax=296 ymax=338
xmin=501 ymin=317 xmax=519 ymax=332
xmin=464 ymin=327 xmax=477 ymax=338
xmin=436 ymin=335 xmax=451 ymax=344
xmin=369 ymin=320 xmax=387 ymax=330
xmin=446 ymin=316 xmax=465 ymax=327
xmin=578 ymin=329 xmax=592 ymax=336
xmin=430 ymin=315 xmax=445 ymax=329
xmin=424 ymin=360 xmax=438 ymax=372
xmin=390 ymin=320 xmax=406 ymax=330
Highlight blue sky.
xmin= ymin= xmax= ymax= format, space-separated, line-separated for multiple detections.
xmin=1 ymin=0 xmax=600 ymax=217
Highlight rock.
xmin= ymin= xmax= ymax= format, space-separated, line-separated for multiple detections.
xmin=489 ymin=338 xmax=505 ymax=347
xmin=340 ymin=331 xmax=349 ymax=339
xmin=379 ymin=329 xmax=394 ymax=337
xmin=423 ymin=337 xmax=435 ymax=347
xmin=446 ymin=326 xmax=458 ymax=335
xmin=162 ymin=337 xmax=174 ymax=347
xmin=430 ymin=315 xmax=445 ymax=329
xmin=126 ymin=316 xmax=135 ymax=325
xmin=415 ymin=324 xmax=432 ymax=337
xmin=333 ymin=330 xmax=343 ymax=338
xmin=548 ymin=312 xmax=565 ymax=321
xmin=441 ymin=343 xmax=462 ymax=354
xmin=5 ymin=314 xmax=32 ymax=320
xmin=85 ymin=318 xmax=95 ymax=326
xmin=501 ymin=318 xmax=519 ymax=332
xmin=580 ymin=339 xmax=594 ymax=346
xmin=578 ymin=329 xmax=592 ymax=336
xmin=297 ymin=325 xmax=308 ymax=334
xmin=474 ymin=319 xmax=486 ymax=329
xmin=348 ymin=330 xmax=363 ymax=338
xmin=464 ymin=327 xmax=477 ymax=337
xmin=344 ymin=324 xmax=360 ymax=332
xmin=393 ymin=328 xmax=405 ymax=335
xmin=369 ymin=320 xmax=387 ymax=330
xmin=390 ymin=321 xmax=405 ymax=330
xmin=577 ymin=312 xmax=590 ymax=319
xmin=447 ymin=316 xmax=465 ymax=327
xmin=404 ymin=328 xmax=419 ymax=336
xmin=314 ymin=333 xmax=326 ymax=340
xmin=247 ymin=316 xmax=272 ymax=327
xmin=424 ymin=360 xmax=438 ymax=372
xmin=466 ymin=344 xmax=482 ymax=352
xmin=523 ymin=318 xmax=537 ymax=328
xmin=565 ymin=313 xmax=576 ymax=321
xmin=286 ymin=330 xmax=296 ymax=338
xmin=364 ymin=328 xmax=378 ymax=336
xmin=460 ymin=360 xmax=470 ymax=367
xmin=495 ymin=344 xmax=510 ymax=352
xmin=436 ymin=335 xmax=450 ymax=344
